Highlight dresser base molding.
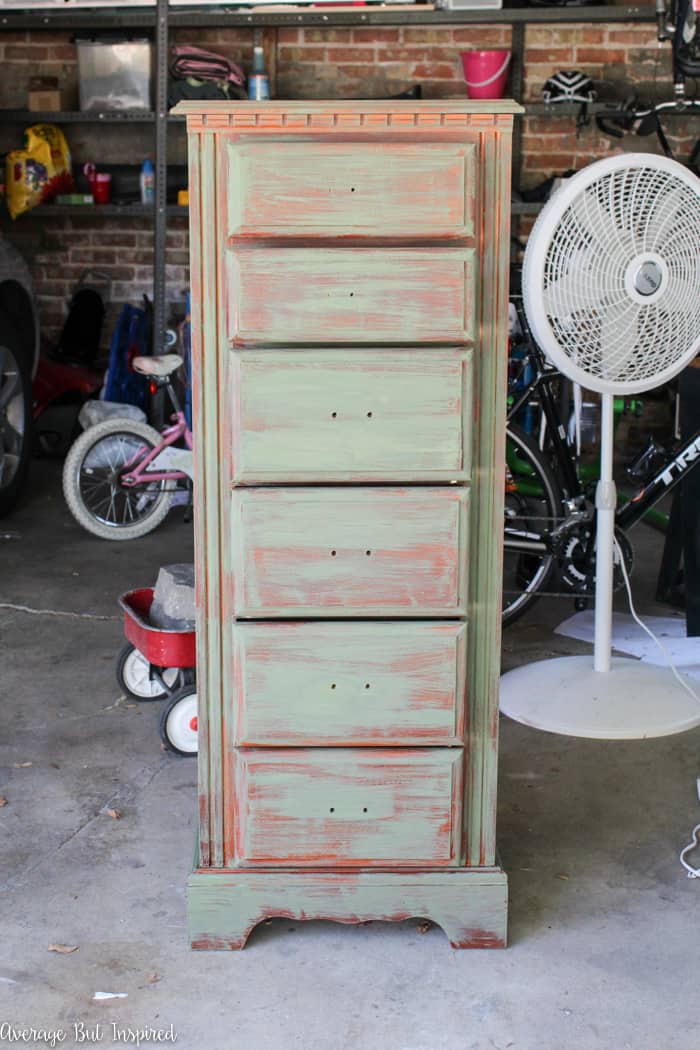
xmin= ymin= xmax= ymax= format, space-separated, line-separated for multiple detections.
xmin=187 ymin=868 xmax=507 ymax=950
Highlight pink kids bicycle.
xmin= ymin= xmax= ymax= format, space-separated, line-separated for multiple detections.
xmin=62 ymin=354 xmax=193 ymax=540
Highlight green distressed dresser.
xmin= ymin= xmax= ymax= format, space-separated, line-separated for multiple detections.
xmin=178 ymin=99 xmax=521 ymax=949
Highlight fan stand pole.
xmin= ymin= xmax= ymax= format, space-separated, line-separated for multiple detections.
xmin=593 ymin=393 xmax=616 ymax=673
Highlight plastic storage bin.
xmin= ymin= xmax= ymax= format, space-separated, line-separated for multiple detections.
xmin=439 ymin=0 xmax=503 ymax=9
xmin=76 ymin=38 xmax=152 ymax=111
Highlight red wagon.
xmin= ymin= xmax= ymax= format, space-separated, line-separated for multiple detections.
xmin=117 ymin=587 xmax=198 ymax=756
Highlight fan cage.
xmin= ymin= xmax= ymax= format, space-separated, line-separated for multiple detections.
xmin=524 ymin=156 xmax=700 ymax=395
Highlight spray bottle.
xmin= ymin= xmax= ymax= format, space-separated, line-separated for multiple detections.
xmin=248 ymin=44 xmax=270 ymax=101
xmin=140 ymin=157 xmax=155 ymax=205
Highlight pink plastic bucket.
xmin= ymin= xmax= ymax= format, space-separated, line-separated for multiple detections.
xmin=460 ymin=50 xmax=511 ymax=100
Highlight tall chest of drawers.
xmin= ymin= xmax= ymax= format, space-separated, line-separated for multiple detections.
xmin=179 ymin=99 xmax=520 ymax=950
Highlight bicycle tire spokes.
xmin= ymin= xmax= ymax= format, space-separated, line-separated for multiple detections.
xmin=503 ymin=423 xmax=564 ymax=626
xmin=79 ymin=433 xmax=167 ymax=529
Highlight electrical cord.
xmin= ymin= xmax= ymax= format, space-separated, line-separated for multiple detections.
xmin=680 ymin=822 xmax=700 ymax=878
xmin=614 ymin=536 xmax=700 ymax=878
xmin=615 ymin=536 xmax=700 ymax=706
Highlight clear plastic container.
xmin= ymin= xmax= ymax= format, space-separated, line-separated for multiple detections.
xmin=76 ymin=38 xmax=152 ymax=112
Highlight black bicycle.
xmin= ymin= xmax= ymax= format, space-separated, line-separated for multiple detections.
xmin=502 ymin=285 xmax=700 ymax=626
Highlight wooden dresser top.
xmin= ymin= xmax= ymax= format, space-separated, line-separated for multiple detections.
xmin=173 ymin=98 xmax=523 ymax=131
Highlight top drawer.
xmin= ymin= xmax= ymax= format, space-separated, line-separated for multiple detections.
xmin=225 ymin=140 xmax=476 ymax=239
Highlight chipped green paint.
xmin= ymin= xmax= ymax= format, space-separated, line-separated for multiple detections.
xmin=229 ymin=349 xmax=473 ymax=483
xmin=464 ymin=127 xmax=513 ymax=868
xmin=225 ymin=140 xmax=476 ymax=238
xmin=231 ymin=486 xmax=469 ymax=617
xmin=231 ymin=621 xmax=468 ymax=746
xmin=233 ymin=748 xmax=464 ymax=867
xmin=187 ymin=869 xmax=508 ymax=950
xmin=226 ymin=247 xmax=475 ymax=346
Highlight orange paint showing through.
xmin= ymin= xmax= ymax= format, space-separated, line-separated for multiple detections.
xmin=454 ymin=929 xmax=506 ymax=949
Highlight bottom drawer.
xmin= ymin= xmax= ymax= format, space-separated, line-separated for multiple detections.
xmin=232 ymin=748 xmax=464 ymax=867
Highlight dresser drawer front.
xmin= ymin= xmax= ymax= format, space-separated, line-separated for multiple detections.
xmin=225 ymin=140 xmax=476 ymax=238
xmin=233 ymin=748 xmax=464 ymax=866
xmin=231 ymin=487 xmax=469 ymax=617
xmin=230 ymin=349 xmax=472 ymax=483
xmin=232 ymin=622 xmax=467 ymax=746
xmin=226 ymin=248 xmax=474 ymax=345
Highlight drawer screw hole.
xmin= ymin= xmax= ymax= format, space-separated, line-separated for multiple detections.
xmin=329 ymin=807 xmax=335 ymax=813
xmin=365 ymin=683 xmax=370 ymax=689
xmin=330 ymin=550 xmax=337 ymax=557
xmin=351 ymin=187 xmax=355 ymax=192
xmin=331 ymin=683 xmax=336 ymax=689
xmin=363 ymin=807 xmax=368 ymax=813
xmin=367 ymin=411 xmax=372 ymax=418
xmin=349 ymin=292 xmax=354 ymax=297
xmin=365 ymin=550 xmax=372 ymax=556
xmin=331 ymin=411 xmax=337 ymax=419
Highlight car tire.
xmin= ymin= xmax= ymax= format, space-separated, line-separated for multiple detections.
xmin=0 ymin=310 xmax=33 ymax=517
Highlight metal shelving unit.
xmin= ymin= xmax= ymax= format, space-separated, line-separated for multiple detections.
xmin=0 ymin=3 xmax=659 ymax=350
xmin=0 ymin=4 xmax=656 ymax=28
xmin=1 ymin=203 xmax=189 ymax=217
xmin=0 ymin=109 xmax=156 ymax=122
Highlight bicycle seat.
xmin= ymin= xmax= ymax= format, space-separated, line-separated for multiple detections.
xmin=132 ymin=353 xmax=183 ymax=377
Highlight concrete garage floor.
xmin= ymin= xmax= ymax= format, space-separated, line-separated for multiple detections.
xmin=2 ymin=460 xmax=700 ymax=1050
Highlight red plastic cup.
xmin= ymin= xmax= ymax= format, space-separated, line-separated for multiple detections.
xmin=460 ymin=50 xmax=511 ymax=100
xmin=92 ymin=173 xmax=112 ymax=205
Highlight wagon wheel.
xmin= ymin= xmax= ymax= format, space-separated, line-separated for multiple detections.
xmin=159 ymin=685 xmax=198 ymax=756
xmin=116 ymin=642 xmax=179 ymax=701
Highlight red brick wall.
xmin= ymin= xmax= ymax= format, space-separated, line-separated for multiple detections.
xmin=20 ymin=217 xmax=190 ymax=350
xmin=0 ymin=20 xmax=689 ymax=348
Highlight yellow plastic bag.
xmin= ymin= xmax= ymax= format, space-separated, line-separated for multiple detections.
xmin=6 ymin=124 xmax=74 ymax=220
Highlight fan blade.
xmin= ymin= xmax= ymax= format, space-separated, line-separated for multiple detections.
xmin=647 ymin=184 xmax=695 ymax=252
xmin=657 ymin=229 xmax=700 ymax=274
xmin=564 ymin=192 xmax=617 ymax=259
xmin=562 ymin=183 xmax=647 ymax=289
xmin=542 ymin=270 xmax=605 ymax=316
xmin=598 ymin=300 xmax=642 ymax=383
xmin=603 ymin=169 xmax=644 ymax=254
xmin=663 ymin=273 xmax=700 ymax=317
xmin=582 ymin=172 xmax=650 ymax=257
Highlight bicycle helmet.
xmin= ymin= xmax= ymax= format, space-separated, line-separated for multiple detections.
xmin=542 ymin=70 xmax=597 ymax=131
xmin=542 ymin=70 xmax=597 ymax=105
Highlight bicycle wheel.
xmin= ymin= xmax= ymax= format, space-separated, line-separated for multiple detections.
xmin=503 ymin=423 xmax=563 ymax=627
xmin=62 ymin=418 xmax=173 ymax=540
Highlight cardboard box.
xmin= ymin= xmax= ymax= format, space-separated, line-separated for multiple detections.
xmin=28 ymin=89 xmax=63 ymax=111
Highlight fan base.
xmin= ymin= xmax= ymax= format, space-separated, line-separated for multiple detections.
xmin=500 ymin=655 xmax=700 ymax=739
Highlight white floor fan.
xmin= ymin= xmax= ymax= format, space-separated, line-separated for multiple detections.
xmin=500 ymin=152 xmax=700 ymax=739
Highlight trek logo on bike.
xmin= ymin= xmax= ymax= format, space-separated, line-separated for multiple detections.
xmin=660 ymin=435 xmax=700 ymax=486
